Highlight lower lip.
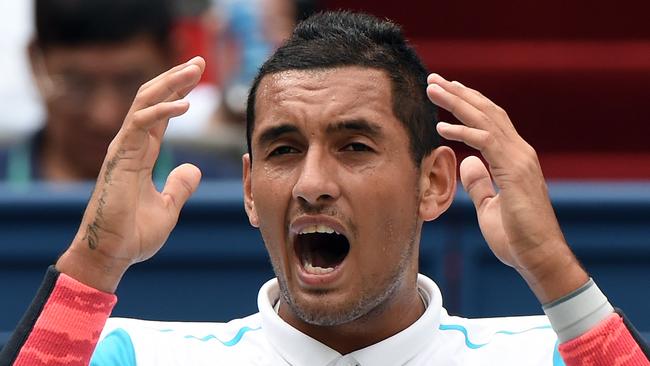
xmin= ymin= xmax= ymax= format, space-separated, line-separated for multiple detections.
xmin=295 ymin=258 xmax=347 ymax=288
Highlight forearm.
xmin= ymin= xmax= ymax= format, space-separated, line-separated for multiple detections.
xmin=0 ymin=266 xmax=116 ymax=366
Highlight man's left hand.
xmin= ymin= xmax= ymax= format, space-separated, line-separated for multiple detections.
xmin=426 ymin=73 xmax=588 ymax=303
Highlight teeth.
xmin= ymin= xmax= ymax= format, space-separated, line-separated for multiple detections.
xmin=303 ymin=259 xmax=335 ymax=275
xmin=299 ymin=224 xmax=336 ymax=235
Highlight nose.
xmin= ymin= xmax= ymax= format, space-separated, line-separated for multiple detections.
xmin=292 ymin=147 xmax=341 ymax=206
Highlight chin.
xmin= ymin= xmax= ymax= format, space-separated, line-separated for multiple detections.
xmin=289 ymin=295 xmax=368 ymax=326
xmin=279 ymin=278 xmax=394 ymax=327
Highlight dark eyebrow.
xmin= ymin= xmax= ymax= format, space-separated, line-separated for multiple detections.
xmin=325 ymin=119 xmax=384 ymax=138
xmin=256 ymin=124 xmax=300 ymax=147
xmin=255 ymin=119 xmax=384 ymax=147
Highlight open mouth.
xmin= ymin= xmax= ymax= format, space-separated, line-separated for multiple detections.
xmin=294 ymin=226 xmax=350 ymax=275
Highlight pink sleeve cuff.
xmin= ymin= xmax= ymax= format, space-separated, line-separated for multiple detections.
xmin=14 ymin=273 xmax=117 ymax=366
xmin=560 ymin=313 xmax=649 ymax=366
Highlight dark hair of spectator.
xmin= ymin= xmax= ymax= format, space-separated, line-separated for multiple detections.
xmin=246 ymin=11 xmax=440 ymax=164
xmin=34 ymin=0 xmax=173 ymax=49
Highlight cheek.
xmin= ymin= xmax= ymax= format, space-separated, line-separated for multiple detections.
xmin=350 ymin=167 xmax=419 ymax=261
xmin=256 ymin=203 xmax=288 ymax=269
xmin=367 ymin=197 xmax=417 ymax=251
xmin=251 ymin=171 xmax=293 ymax=260
xmin=262 ymin=164 xmax=296 ymax=181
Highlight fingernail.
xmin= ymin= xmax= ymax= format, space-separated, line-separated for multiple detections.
xmin=428 ymin=83 xmax=444 ymax=92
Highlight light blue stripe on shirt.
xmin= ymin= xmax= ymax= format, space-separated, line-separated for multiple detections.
xmin=90 ymin=328 xmax=136 ymax=366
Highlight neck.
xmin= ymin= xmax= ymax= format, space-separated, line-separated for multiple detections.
xmin=278 ymin=276 xmax=425 ymax=355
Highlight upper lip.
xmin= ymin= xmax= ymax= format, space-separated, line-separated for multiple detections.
xmin=289 ymin=215 xmax=349 ymax=239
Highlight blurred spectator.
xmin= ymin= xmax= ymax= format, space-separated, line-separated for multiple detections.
xmin=0 ymin=0 xmax=239 ymax=184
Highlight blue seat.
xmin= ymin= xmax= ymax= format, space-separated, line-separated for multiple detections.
xmin=1 ymin=181 xmax=649 ymax=334
xmin=441 ymin=182 xmax=650 ymax=331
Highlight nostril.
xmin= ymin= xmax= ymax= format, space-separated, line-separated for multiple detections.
xmin=292 ymin=177 xmax=340 ymax=205
xmin=295 ymin=194 xmax=335 ymax=212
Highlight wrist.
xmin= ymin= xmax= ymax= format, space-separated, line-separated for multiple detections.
xmin=516 ymin=242 xmax=589 ymax=304
xmin=56 ymin=240 xmax=130 ymax=293
xmin=543 ymin=278 xmax=614 ymax=342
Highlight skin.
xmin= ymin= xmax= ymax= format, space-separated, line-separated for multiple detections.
xmin=29 ymin=36 xmax=171 ymax=181
xmin=56 ymin=57 xmax=588 ymax=355
xmin=425 ymin=75 xmax=588 ymax=302
xmin=242 ymin=68 xmax=456 ymax=352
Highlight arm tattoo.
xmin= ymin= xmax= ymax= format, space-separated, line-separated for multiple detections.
xmin=83 ymin=150 xmax=124 ymax=249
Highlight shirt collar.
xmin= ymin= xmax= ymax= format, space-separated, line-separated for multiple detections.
xmin=258 ymin=274 xmax=443 ymax=366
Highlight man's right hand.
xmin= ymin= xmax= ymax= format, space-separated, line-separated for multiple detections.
xmin=56 ymin=57 xmax=206 ymax=293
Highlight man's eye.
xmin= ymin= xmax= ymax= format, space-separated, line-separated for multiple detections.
xmin=342 ymin=143 xmax=372 ymax=152
xmin=269 ymin=146 xmax=299 ymax=156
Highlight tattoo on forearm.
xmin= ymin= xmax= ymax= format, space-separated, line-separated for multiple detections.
xmin=83 ymin=150 xmax=124 ymax=249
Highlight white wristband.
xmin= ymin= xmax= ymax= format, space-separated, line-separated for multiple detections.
xmin=543 ymin=278 xmax=614 ymax=343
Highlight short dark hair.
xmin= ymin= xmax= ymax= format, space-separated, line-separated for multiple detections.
xmin=34 ymin=0 xmax=173 ymax=49
xmin=246 ymin=11 xmax=440 ymax=164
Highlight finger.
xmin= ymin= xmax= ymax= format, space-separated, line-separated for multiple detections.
xmin=436 ymin=122 xmax=498 ymax=156
xmin=428 ymin=73 xmax=514 ymax=131
xmin=130 ymin=100 xmax=190 ymax=133
xmin=132 ymin=64 xmax=203 ymax=110
xmin=161 ymin=163 xmax=202 ymax=219
xmin=428 ymin=73 xmax=491 ymax=112
xmin=427 ymin=83 xmax=489 ymax=130
xmin=459 ymin=155 xmax=496 ymax=212
xmin=428 ymin=73 xmax=483 ymax=97
xmin=139 ymin=56 xmax=206 ymax=92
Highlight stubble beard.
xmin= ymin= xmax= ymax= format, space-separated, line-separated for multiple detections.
xmin=271 ymin=222 xmax=419 ymax=327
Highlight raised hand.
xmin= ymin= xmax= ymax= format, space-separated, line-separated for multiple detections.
xmin=56 ymin=57 xmax=206 ymax=293
xmin=426 ymin=73 xmax=588 ymax=303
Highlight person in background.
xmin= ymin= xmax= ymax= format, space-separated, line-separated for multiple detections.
xmin=0 ymin=0 xmax=239 ymax=185
xmin=168 ymin=0 xmax=310 ymax=159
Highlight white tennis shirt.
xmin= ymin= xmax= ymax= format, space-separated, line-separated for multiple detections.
xmin=91 ymin=274 xmax=564 ymax=365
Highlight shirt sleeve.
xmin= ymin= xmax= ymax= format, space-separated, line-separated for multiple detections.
xmin=0 ymin=266 xmax=116 ymax=366
xmin=542 ymin=279 xmax=649 ymax=365
xmin=560 ymin=311 xmax=650 ymax=366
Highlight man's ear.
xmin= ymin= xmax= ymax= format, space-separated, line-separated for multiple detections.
xmin=242 ymin=153 xmax=260 ymax=227
xmin=418 ymin=146 xmax=457 ymax=221
xmin=27 ymin=40 xmax=55 ymax=100
xmin=27 ymin=40 xmax=41 ymax=74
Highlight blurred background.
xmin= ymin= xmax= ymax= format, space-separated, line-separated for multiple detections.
xmin=1 ymin=0 xmax=648 ymax=347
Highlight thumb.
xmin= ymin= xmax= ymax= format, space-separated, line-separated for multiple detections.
xmin=162 ymin=163 xmax=202 ymax=217
xmin=460 ymin=156 xmax=496 ymax=212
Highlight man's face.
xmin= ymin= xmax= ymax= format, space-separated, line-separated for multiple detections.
xmin=33 ymin=36 xmax=170 ymax=179
xmin=244 ymin=67 xmax=425 ymax=326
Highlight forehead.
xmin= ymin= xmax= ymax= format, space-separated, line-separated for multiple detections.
xmin=253 ymin=67 xmax=399 ymax=135
xmin=41 ymin=36 xmax=167 ymax=73
xmin=258 ymin=67 xmax=391 ymax=107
